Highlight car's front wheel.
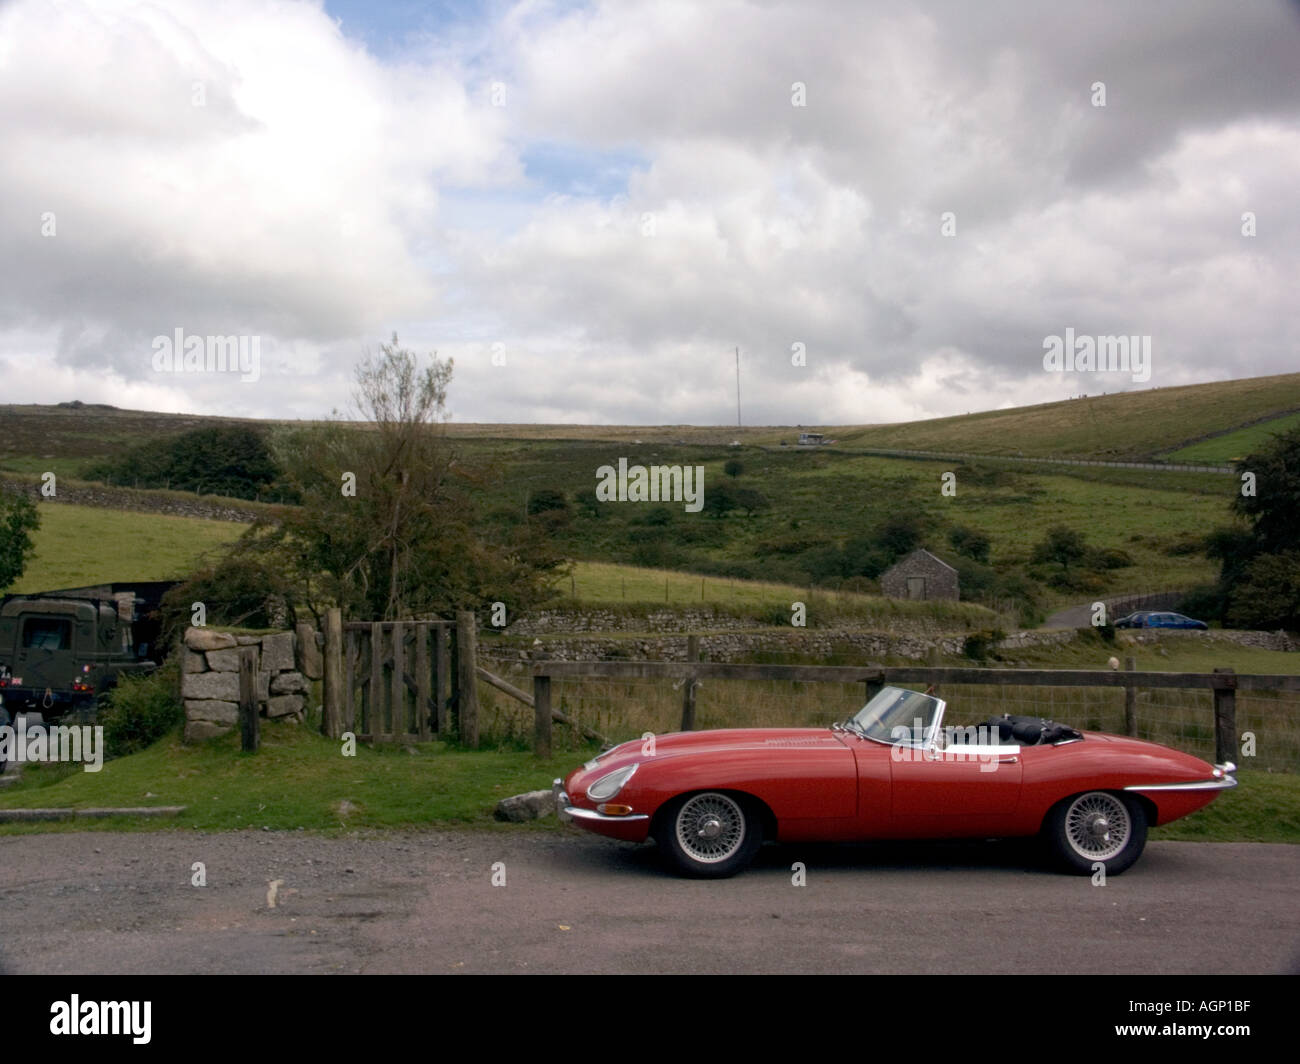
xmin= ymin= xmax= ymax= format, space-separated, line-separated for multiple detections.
xmin=657 ymin=791 xmax=763 ymax=878
xmin=1044 ymin=790 xmax=1147 ymax=875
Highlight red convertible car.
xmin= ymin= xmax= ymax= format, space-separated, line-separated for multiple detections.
xmin=554 ymin=686 xmax=1237 ymax=878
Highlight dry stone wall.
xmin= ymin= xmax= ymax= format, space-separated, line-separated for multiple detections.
xmin=181 ymin=625 xmax=323 ymax=742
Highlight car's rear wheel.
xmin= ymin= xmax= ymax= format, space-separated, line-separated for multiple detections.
xmin=1044 ymin=790 xmax=1146 ymax=875
xmin=657 ymin=791 xmax=762 ymax=878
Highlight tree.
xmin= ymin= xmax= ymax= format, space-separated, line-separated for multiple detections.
xmin=1225 ymin=551 xmax=1300 ymax=630
xmin=1202 ymin=426 xmax=1300 ymax=628
xmin=0 ymin=487 xmax=39 ymax=592
xmin=231 ymin=335 xmax=564 ymax=621
xmin=949 ymin=525 xmax=991 ymax=564
xmin=1033 ymin=525 xmax=1087 ymax=574
xmin=723 ymin=459 xmax=744 ymax=478
xmin=732 ymin=487 xmax=769 ymax=517
xmin=875 ymin=513 xmax=924 ymax=560
xmin=1231 ymin=426 xmax=1300 ymax=556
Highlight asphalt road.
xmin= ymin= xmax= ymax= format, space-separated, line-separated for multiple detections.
xmin=0 ymin=831 xmax=1295 ymax=975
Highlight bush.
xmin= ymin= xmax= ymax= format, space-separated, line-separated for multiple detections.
xmin=963 ymin=628 xmax=1007 ymax=661
xmin=98 ymin=660 xmax=184 ymax=757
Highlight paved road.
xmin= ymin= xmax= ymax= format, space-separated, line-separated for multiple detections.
xmin=0 ymin=831 xmax=1295 ymax=974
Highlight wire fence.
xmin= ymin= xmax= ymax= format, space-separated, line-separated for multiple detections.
xmin=478 ymin=657 xmax=1298 ymax=772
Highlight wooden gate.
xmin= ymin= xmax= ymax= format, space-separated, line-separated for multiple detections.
xmin=341 ymin=619 xmax=452 ymax=743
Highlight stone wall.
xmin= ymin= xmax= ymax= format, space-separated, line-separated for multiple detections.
xmin=497 ymin=606 xmax=963 ymax=637
xmin=483 ymin=627 xmax=1078 ymax=665
xmin=483 ymin=625 xmax=1295 ymax=666
xmin=181 ymin=625 xmax=322 ymax=742
xmin=0 ymin=476 xmax=262 ymax=523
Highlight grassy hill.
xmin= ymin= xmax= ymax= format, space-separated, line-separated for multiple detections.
xmin=6 ymin=372 xmax=1291 ymax=621
xmin=823 ymin=372 xmax=1300 ymax=460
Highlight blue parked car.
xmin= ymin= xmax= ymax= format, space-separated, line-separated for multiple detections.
xmin=1115 ymin=611 xmax=1208 ymax=630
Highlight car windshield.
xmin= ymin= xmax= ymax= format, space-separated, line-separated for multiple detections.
xmin=849 ymin=686 xmax=945 ymax=746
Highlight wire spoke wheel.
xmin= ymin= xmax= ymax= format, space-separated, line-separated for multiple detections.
xmin=1063 ymin=792 xmax=1131 ymax=861
xmin=674 ymin=793 xmax=747 ymax=864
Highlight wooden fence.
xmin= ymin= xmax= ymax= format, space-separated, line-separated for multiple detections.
xmin=525 ymin=659 xmax=1300 ymax=762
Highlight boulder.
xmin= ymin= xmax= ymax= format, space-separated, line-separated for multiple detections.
xmin=185 ymin=700 xmax=238 ymax=725
xmin=184 ymin=628 xmax=237 ymax=652
xmin=182 ymin=671 xmax=239 ymax=702
xmin=205 ymin=648 xmax=242 ymax=672
xmin=493 ymin=789 xmax=557 ymax=823
xmin=270 ymin=671 xmax=310 ymax=695
xmin=296 ymin=623 xmax=323 ymax=680
xmin=184 ymin=720 xmax=232 ymax=743
xmin=261 ymin=632 xmax=295 ymax=673
xmin=266 ymin=694 xmax=303 ymax=718
xmin=181 ymin=650 xmax=207 ymax=674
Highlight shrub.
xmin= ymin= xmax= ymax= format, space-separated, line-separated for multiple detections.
xmin=963 ymin=628 xmax=1007 ymax=661
xmin=98 ymin=660 xmax=184 ymax=757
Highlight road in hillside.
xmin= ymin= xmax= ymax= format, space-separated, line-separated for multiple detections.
xmin=0 ymin=831 xmax=1295 ymax=975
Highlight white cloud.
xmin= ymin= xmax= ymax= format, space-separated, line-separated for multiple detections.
xmin=0 ymin=0 xmax=1296 ymax=425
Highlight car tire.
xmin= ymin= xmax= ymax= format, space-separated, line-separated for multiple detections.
xmin=656 ymin=791 xmax=763 ymax=879
xmin=1044 ymin=790 xmax=1147 ymax=876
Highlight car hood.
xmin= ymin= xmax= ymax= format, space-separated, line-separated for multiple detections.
xmin=1081 ymin=731 xmax=1218 ymax=779
xmin=577 ymin=727 xmax=845 ymax=774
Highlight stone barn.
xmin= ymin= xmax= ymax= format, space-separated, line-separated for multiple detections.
xmin=879 ymin=549 xmax=960 ymax=601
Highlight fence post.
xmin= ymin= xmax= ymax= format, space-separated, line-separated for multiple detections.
xmin=415 ymin=623 xmax=431 ymax=740
xmin=238 ymin=646 xmax=259 ymax=753
xmin=456 ymin=610 xmax=479 ymax=748
xmin=391 ymin=620 xmax=405 ymax=740
xmin=322 ymin=608 xmax=343 ymax=739
xmin=1212 ymin=667 xmax=1237 ymax=766
xmin=680 ymin=634 xmax=700 ymax=731
xmin=864 ymin=669 xmax=885 ymax=705
xmin=533 ymin=674 xmax=552 ymax=759
xmin=1124 ymin=656 xmax=1137 ymax=736
xmin=434 ymin=624 xmax=450 ymax=735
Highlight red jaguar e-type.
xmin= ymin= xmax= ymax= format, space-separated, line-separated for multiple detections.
xmin=553 ymin=685 xmax=1237 ymax=878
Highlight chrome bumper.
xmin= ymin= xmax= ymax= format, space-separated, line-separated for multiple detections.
xmin=552 ymin=777 xmax=650 ymax=824
xmin=552 ymin=778 xmax=572 ymax=822
xmin=1126 ymin=762 xmax=1239 ymax=793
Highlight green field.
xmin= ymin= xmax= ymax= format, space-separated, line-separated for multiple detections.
xmin=11 ymin=502 xmax=246 ymax=593
xmin=1161 ymin=411 xmax=1300 ymax=464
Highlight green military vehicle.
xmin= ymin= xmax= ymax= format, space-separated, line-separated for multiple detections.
xmin=0 ymin=582 xmax=174 ymax=723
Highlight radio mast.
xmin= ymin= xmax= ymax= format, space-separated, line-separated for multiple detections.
xmin=735 ymin=346 xmax=741 ymax=428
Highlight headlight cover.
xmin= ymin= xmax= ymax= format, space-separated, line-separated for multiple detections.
xmin=586 ymin=763 xmax=638 ymax=802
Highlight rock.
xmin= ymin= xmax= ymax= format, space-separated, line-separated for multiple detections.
xmin=261 ymin=632 xmax=295 ymax=673
xmin=296 ymin=623 xmax=323 ymax=680
xmin=182 ymin=671 xmax=239 ymax=702
xmin=181 ymin=649 xmax=207 ymax=674
xmin=271 ymin=671 xmax=310 ymax=695
xmin=266 ymin=694 xmax=303 ymax=718
xmin=235 ymin=635 xmax=262 ymax=645
xmin=205 ymin=648 xmax=242 ymax=672
xmin=494 ymin=789 xmax=557 ymax=823
xmin=184 ymin=628 xmax=237 ymax=652
xmin=184 ymin=720 xmax=232 ymax=743
xmin=185 ymin=699 xmax=239 ymax=725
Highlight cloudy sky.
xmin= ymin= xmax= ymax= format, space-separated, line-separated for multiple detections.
xmin=1 ymin=0 xmax=1297 ymax=425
